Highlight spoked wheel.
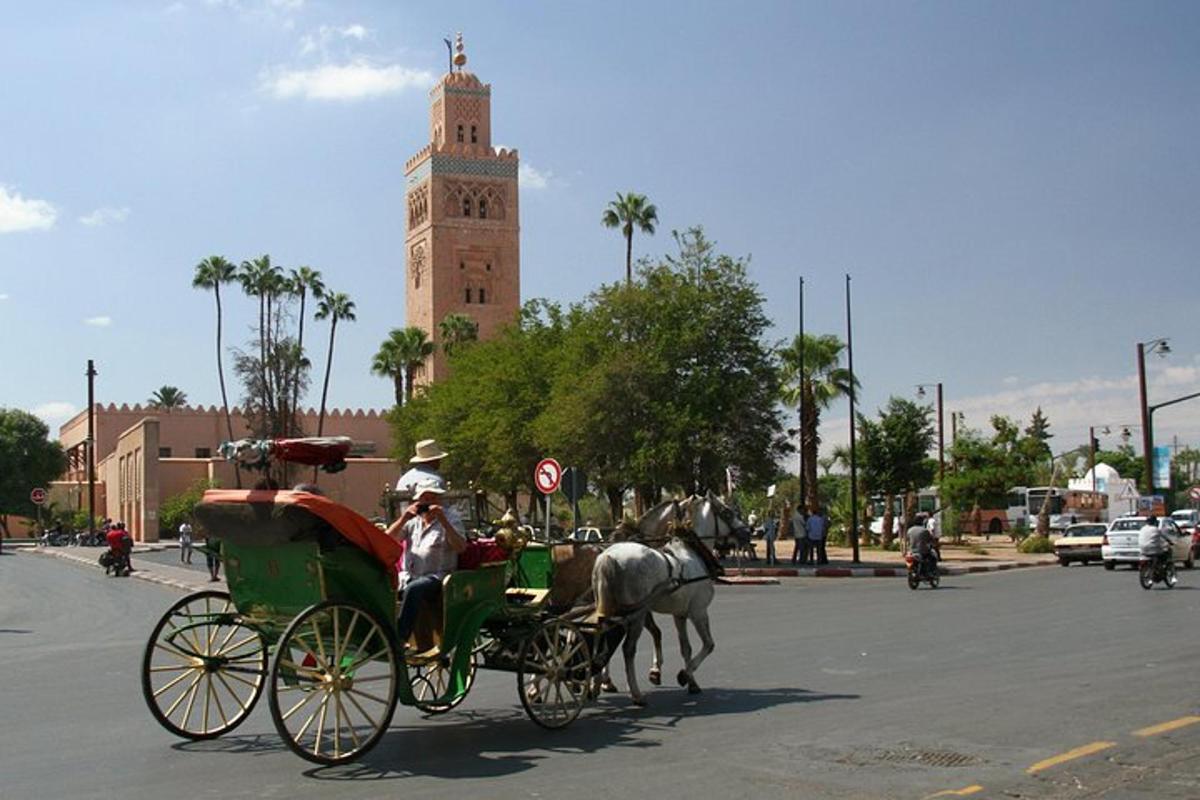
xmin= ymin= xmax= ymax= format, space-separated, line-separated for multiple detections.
xmin=1139 ymin=563 xmax=1154 ymax=590
xmin=411 ymin=650 xmax=478 ymax=715
xmin=518 ymin=619 xmax=593 ymax=730
xmin=1165 ymin=562 xmax=1178 ymax=589
xmin=268 ymin=600 xmax=399 ymax=765
xmin=141 ymin=590 xmax=267 ymax=740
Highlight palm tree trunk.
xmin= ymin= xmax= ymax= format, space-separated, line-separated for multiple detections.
xmin=403 ymin=366 xmax=414 ymax=405
xmin=606 ymin=486 xmax=624 ymax=524
xmin=802 ymin=383 xmax=820 ymax=512
xmin=881 ymin=496 xmax=896 ymax=548
xmin=625 ymin=229 xmax=633 ymax=285
xmin=394 ymin=373 xmax=403 ymax=407
xmin=214 ymin=284 xmax=241 ymax=489
xmin=293 ymin=289 xmax=306 ymax=437
xmin=317 ymin=320 xmax=336 ymax=437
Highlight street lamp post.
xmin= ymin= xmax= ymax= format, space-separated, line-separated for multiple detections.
xmin=845 ymin=274 xmax=860 ymax=564
xmin=1136 ymin=338 xmax=1170 ymax=494
xmin=916 ymin=383 xmax=945 ymax=482
xmin=797 ymin=276 xmax=805 ymax=507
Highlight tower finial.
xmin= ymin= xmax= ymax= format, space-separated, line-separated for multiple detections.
xmin=453 ymin=31 xmax=467 ymax=71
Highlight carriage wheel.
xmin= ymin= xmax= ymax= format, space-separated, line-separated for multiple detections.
xmin=411 ymin=650 xmax=478 ymax=715
xmin=141 ymin=590 xmax=267 ymax=740
xmin=517 ymin=619 xmax=592 ymax=730
xmin=268 ymin=600 xmax=399 ymax=765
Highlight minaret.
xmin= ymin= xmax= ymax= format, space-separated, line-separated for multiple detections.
xmin=404 ymin=33 xmax=521 ymax=384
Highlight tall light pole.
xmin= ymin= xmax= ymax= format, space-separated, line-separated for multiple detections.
xmin=916 ymin=382 xmax=945 ymax=482
xmin=797 ymin=276 xmax=805 ymax=507
xmin=845 ymin=274 xmax=860 ymax=563
xmin=86 ymin=359 xmax=97 ymax=540
xmin=1136 ymin=338 xmax=1170 ymax=494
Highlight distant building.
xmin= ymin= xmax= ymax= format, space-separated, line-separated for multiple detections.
xmin=54 ymin=404 xmax=398 ymax=542
xmin=405 ymin=34 xmax=521 ymax=384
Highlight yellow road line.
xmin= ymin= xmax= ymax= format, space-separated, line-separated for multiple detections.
xmin=1026 ymin=741 xmax=1116 ymax=774
xmin=1133 ymin=715 xmax=1200 ymax=738
xmin=924 ymin=786 xmax=984 ymax=798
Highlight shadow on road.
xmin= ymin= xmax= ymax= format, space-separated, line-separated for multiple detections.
xmin=170 ymin=686 xmax=856 ymax=781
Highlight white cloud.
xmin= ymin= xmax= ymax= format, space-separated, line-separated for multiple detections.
xmin=1002 ymin=375 xmax=1020 ymax=386
xmin=79 ymin=206 xmax=130 ymax=227
xmin=341 ymin=24 xmax=367 ymax=40
xmin=0 ymin=185 xmax=57 ymax=233
xmin=32 ymin=402 xmax=79 ymax=430
xmin=261 ymin=60 xmax=434 ymax=101
xmin=519 ymin=162 xmax=556 ymax=190
xmin=84 ymin=316 xmax=112 ymax=327
xmin=0 ymin=293 xmax=8 ymax=301
xmin=298 ymin=24 xmax=370 ymax=56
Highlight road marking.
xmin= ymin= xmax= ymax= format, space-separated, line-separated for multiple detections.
xmin=1133 ymin=716 xmax=1200 ymax=738
xmin=924 ymin=785 xmax=983 ymax=798
xmin=1026 ymin=741 xmax=1116 ymax=774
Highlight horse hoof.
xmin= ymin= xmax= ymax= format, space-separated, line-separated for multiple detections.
xmin=687 ymin=681 xmax=702 ymax=695
xmin=676 ymin=669 xmax=689 ymax=687
xmin=601 ymin=680 xmax=620 ymax=693
xmin=648 ymin=669 xmax=661 ymax=686
xmin=631 ymin=696 xmax=649 ymax=708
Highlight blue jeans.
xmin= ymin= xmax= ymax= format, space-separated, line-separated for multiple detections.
xmin=397 ymin=574 xmax=442 ymax=644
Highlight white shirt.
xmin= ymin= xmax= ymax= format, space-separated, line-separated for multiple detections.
xmin=1139 ymin=523 xmax=1169 ymax=556
xmin=178 ymin=522 xmax=192 ymax=542
xmin=927 ymin=513 xmax=941 ymax=540
xmin=395 ymin=507 xmax=462 ymax=589
xmin=395 ymin=465 xmax=446 ymax=494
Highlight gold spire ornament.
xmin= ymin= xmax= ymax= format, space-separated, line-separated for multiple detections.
xmin=453 ymin=32 xmax=467 ymax=70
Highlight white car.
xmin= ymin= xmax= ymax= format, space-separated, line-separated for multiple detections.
xmin=568 ymin=527 xmax=604 ymax=544
xmin=1101 ymin=516 xmax=1191 ymax=570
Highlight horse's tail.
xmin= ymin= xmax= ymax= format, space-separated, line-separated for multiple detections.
xmin=593 ymin=553 xmax=621 ymax=620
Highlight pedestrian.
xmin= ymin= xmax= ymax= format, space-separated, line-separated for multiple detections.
xmin=763 ymin=514 xmax=779 ymax=565
xmin=178 ymin=520 xmax=193 ymax=564
xmin=203 ymin=528 xmax=221 ymax=582
xmin=806 ymin=506 xmax=826 ymax=565
xmin=791 ymin=505 xmax=809 ymax=565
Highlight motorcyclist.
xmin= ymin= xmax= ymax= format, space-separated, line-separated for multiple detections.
xmin=906 ymin=522 xmax=937 ymax=577
xmin=1138 ymin=515 xmax=1171 ymax=570
xmin=105 ymin=522 xmax=133 ymax=577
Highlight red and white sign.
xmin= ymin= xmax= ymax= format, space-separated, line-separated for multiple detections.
xmin=534 ymin=458 xmax=562 ymax=494
xmin=30 ymin=487 xmax=47 ymax=506
xmin=1190 ymin=486 xmax=1200 ymax=503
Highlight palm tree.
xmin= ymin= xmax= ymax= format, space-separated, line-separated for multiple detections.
xmin=391 ymin=326 xmax=437 ymax=404
xmin=191 ymin=255 xmax=237 ymax=447
xmin=288 ymin=266 xmax=325 ymax=433
xmin=148 ymin=386 xmax=188 ymax=410
xmin=601 ymin=191 xmax=658 ymax=284
xmin=780 ymin=333 xmax=859 ymax=512
xmin=238 ymin=255 xmax=283 ymax=422
xmin=370 ymin=330 xmax=405 ymax=407
xmin=438 ymin=312 xmax=478 ymax=358
xmin=313 ymin=292 xmax=356 ymax=437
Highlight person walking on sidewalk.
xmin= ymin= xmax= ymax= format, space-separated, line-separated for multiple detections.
xmin=791 ymin=505 xmax=809 ymax=565
xmin=763 ymin=514 xmax=778 ymax=565
xmin=178 ymin=520 xmax=193 ymax=564
xmin=203 ymin=529 xmax=221 ymax=582
xmin=806 ymin=506 xmax=827 ymax=565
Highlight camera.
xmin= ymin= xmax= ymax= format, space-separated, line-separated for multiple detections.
xmin=416 ymin=503 xmax=430 ymax=514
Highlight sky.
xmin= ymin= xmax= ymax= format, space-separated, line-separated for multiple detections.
xmin=1 ymin=0 xmax=1198 ymax=468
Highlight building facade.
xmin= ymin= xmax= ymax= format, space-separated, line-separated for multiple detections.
xmin=404 ymin=36 xmax=521 ymax=383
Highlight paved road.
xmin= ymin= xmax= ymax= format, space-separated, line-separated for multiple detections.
xmin=3 ymin=551 xmax=1200 ymax=799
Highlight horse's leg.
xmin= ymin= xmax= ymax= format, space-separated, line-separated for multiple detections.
xmin=622 ymin=615 xmax=648 ymax=706
xmin=645 ymin=614 xmax=663 ymax=686
xmin=682 ymin=608 xmax=716 ymax=694
xmin=672 ymin=614 xmax=695 ymax=691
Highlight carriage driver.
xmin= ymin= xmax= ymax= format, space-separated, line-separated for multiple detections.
xmin=387 ymin=479 xmax=467 ymax=648
xmin=396 ymin=439 xmax=449 ymax=494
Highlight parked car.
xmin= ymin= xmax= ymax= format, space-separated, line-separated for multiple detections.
xmin=568 ymin=527 xmax=604 ymax=544
xmin=1101 ymin=516 xmax=1192 ymax=570
xmin=1170 ymin=509 xmax=1199 ymax=530
xmin=1054 ymin=523 xmax=1107 ymax=566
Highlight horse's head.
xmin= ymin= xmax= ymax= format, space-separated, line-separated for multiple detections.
xmin=683 ymin=491 xmax=752 ymax=555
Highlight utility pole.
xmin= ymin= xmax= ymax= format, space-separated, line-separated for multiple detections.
xmin=845 ymin=274 xmax=859 ymax=564
xmin=1137 ymin=341 xmax=1153 ymax=494
xmin=936 ymin=383 xmax=945 ymax=482
xmin=86 ymin=360 xmax=97 ymax=541
xmin=1089 ymin=425 xmax=1097 ymax=493
xmin=797 ymin=276 xmax=805 ymax=508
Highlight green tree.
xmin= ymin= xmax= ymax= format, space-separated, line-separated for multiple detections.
xmin=147 ymin=385 xmax=188 ymax=410
xmin=191 ymin=255 xmax=238 ymax=446
xmin=779 ymin=333 xmax=858 ymax=513
xmin=857 ymin=398 xmax=936 ymax=546
xmin=288 ymin=266 xmax=325 ymax=434
xmin=601 ymin=191 xmax=658 ymax=285
xmin=0 ymin=409 xmax=67 ymax=539
xmin=438 ymin=312 xmax=479 ymax=358
xmin=313 ymin=291 xmax=356 ymax=437
xmin=371 ymin=327 xmax=436 ymax=407
xmin=158 ymin=479 xmax=217 ymax=536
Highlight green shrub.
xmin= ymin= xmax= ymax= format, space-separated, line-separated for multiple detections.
xmin=1018 ymin=534 xmax=1053 ymax=554
xmin=159 ymin=479 xmax=217 ymax=536
xmin=967 ymin=543 xmax=989 ymax=555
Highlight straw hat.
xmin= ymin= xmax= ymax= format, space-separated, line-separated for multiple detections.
xmin=409 ymin=438 xmax=449 ymax=464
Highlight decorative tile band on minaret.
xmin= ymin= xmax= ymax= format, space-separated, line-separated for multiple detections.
xmin=403 ymin=34 xmax=521 ymax=385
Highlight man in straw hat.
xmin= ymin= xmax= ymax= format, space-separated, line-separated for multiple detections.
xmin=396 ymin=438 xmax=449 ymax=494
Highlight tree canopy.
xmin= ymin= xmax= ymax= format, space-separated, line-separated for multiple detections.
xmin=0 ymin=409 xmax=67 ymax=537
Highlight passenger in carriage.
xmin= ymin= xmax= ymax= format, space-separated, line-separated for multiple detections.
xmin=387 ymin=480 xmax=467 ymax=648
xmin=395 ymin=439 xmax=449 ymax=494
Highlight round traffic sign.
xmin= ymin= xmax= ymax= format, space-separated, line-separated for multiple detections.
xmin=30 ymin=487 xmax=47 ymax=506
xmin=1190 ymin=486 xmax=1200 ymax=503
xmin=534 ymin=458 xmax=562 ymax=494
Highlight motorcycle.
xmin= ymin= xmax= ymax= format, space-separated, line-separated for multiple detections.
xmin=1138 ymin=553 xmax=1176 ymax=590
xmin=905 ymin=552 xmax=940 ymax=590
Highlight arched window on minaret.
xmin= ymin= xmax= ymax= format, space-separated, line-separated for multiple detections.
xmin=465 ymin=287 xmax=472 ymax=303
xmin=462 ymin=196 xmax=472 ymax=217
xmin=470 ymin=125 xmax=478 ymax=143
xmin=456 ymin=125 xmax=464 ymax=143
xmin=479 ymin=198 xmax=488 ymax=219
xmin=478 ymin=288 xmax=486 ymax=304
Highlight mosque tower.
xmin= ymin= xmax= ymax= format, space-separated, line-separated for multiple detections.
xmin=403 ymin=33 xmax=521 ymax=384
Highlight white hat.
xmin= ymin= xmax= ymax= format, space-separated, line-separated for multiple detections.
xmin=413 ymin=479 xmax=446 ymax=497
xmin=410 ymin=438 xmax=449 ymax=464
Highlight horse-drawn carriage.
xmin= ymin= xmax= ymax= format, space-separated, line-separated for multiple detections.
xmin=140 ymin=438 xmax=623 ymax=765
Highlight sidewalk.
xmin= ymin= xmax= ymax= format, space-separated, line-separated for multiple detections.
xmin=25 ymin=545 xmax=214 ymax=593
xmin=728 ymin=536 xmax=1056 ymax=578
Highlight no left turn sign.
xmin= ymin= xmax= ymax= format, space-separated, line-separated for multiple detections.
xmin=30 ymin=488 xmax=47 ymax=505
xmin=1190 ymin=486 xmax=1200 ymax=503
xmin=534 ymin=458 xmax=562 ymax=494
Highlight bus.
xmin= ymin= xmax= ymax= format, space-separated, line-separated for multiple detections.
xmin=1006 ymin=486 xmax=1108 ymax=531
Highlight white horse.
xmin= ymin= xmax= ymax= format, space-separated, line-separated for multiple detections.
xmin=594 ymin=494 xmax=743 ymax=705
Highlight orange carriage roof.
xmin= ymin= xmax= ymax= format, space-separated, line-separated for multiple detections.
xmin=201 ymin=489 xmax=401 ymax=574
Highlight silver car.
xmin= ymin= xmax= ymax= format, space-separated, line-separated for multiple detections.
xmin=1101 ymin=516 xmax=1191 ymax=570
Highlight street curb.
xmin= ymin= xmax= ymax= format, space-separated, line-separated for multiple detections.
xmin=23 ymin=547 xmax=206 ymax=594
xmin=729 ymin=561 xmax=1053 ymax=579
xmin=718 ymin=575 xmax=781 ymax=586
